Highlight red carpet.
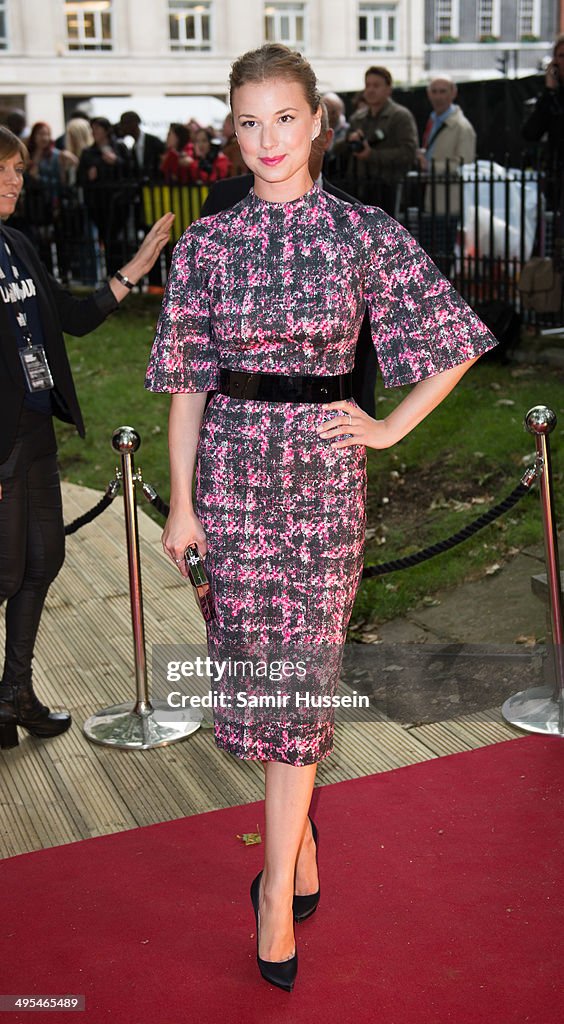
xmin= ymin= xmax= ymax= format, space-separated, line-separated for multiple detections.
xmin=2 ymin=736 xmax=563 ymax=1024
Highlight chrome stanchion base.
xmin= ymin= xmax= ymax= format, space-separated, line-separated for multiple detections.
xmin=83 ymin=699 xmax=202 ymax=749
xmin=502 ymin=685 xmax=564 ymax=736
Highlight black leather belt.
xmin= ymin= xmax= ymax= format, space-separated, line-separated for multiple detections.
xmin=218 ymin=368 xmax=352 ymax=403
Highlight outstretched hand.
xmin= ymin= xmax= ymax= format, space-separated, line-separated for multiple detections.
xmin=109 ymin=212 xmax=175 ymax=300
xmin=130 ymin=212 xmax=175 ymax=276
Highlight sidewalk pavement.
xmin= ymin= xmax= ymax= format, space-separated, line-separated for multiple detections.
xmin=345 ymin=538 xmax=554 ymax=727
xmin=513 ymin=323 xmax=564 ymax=370
xmin=353 ymin=331 xmax=563 ymax=727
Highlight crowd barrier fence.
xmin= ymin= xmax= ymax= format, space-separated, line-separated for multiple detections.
xmin=16 ymin=160 xmax=564 ymax=328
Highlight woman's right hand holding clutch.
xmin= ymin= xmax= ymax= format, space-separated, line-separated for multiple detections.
xmin=162 ymin=508 xmax=207 ymax=578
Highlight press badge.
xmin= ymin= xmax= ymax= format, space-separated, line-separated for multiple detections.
xmin=19 ymin=343 xmax=54 ymax=392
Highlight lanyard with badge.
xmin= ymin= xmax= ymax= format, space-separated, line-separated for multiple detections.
xmin=1 ymin=236 xmax=54 ymax=392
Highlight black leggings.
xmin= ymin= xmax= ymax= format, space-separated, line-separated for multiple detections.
xmin=0 ymin=409 xmax=65 ymax=688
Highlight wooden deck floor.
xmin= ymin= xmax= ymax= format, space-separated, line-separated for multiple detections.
xmin=0 ymin=482 xmax=521 ymax=860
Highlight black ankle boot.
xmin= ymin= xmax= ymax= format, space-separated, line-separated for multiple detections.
xmin=0 ymin=682 xmax=71 ymax=748
xmin=0 ymin=698 xmax=18 ymax=750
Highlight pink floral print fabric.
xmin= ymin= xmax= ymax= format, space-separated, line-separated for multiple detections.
xmin=146 ymin=184 xmax=496 ymax=765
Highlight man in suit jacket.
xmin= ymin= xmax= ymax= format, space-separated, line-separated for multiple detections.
xmin=200 ymin=104 xmax=377 ymax=417
xmin=119 ymin=111 xmax=165 ymax=180
xmin=417 ymin=77 xmax=476 ymax=214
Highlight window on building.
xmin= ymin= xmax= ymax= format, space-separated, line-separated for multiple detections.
xmin=358 ymin=3 xmax=397 ymax=52
xmin=477 ymin=0 xmax=500 ymax=40
xmin=435 ymin=0 xmax=459 ymax=41
xmin=518 ymin=0 xmax=540 ymax=39
xmin=0 ymin=0 xmax=8 ymax=49
xmin=264 ymin=4 xmax=306 ymax=48
xmin=169 ymin=1 xmax=212 ymax=50
xmin=65 ymin=1 xmax=113 ymax=51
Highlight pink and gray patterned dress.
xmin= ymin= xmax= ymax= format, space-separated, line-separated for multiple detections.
xmin=145 ymin=184 xmax=496 ymax=766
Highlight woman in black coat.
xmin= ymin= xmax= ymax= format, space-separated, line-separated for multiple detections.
xmin=0 ymin=126 xmax=174 ymax=749
xmin=77 ymin=116 xmax=133 ymax=275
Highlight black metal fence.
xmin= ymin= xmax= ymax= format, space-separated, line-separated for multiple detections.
xmin=14 ymin=160 xmax=563 ymax=329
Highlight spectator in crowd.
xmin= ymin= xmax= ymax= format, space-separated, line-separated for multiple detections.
xmin=26 ymin=122 xmax=77 ymax=195
xmin=25 ymin=123 xmax=78 ymax=273
xmin=118 ymin=110 xmax=165 ymax=181
xmin=1 ymin=108 xmax=27 ymax=140
xmin=160 ymin=122 xmax=194 ymax=184
xmin=61 ymin=118 xmax=97 ymax=283
xmin=78 ymin=116 xmax=130 ymax=183
xmin=336 ymin=65 xmax=418 ymax=214
xmin=77 ymin=117 xmax=131 ymax=274
xmin=63 ymin=117 xmax=94 ymax=186
xmin=219 ymin=113 xmax=248 ymax=176
xmin=54 ymin=109 xmax=90 ymax=151
xmin=522 ymin=33 xmax=564 ymax=170
xmin=186 ymin=119 xmax=202 ymax=145
xmin=417 ymin=76 xmax=476 ymax=213
xmin=523 ymin=33 xmax=564 ymax=222
xmin=321 ymin=91 xmax=349 ymax=146
xmin=419 ymin=77 xmax=476 ymax=171
xmin=0 ymin=125 xmax=175 ymax=751
xmin=186 ymin=127 xmax=231 ymax=185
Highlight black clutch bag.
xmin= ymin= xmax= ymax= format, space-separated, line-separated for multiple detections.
xmin=184 ymin=544 xmax=215 ymax=622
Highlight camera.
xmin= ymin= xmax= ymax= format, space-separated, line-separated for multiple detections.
xmin=348 ymin=128 xmax=386 ymax=153
xmin=349 ymin=133 xmax=366 ymax=154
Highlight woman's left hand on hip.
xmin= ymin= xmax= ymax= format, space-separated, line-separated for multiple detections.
xmin=316 ymin=400 xmax=395 ymax=450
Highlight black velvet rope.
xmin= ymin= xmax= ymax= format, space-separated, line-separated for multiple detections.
xmin=139 ymin=476 xmax=536 ymax=580
xmin=361 ymin=481 xmax=532 ymax=579
xmin=64 ymin=482 xmax=120 ymax=536
xmin=141 ymin=485 xmax=170 ymax=518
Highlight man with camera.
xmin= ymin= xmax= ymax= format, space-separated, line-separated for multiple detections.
xmin=523 ymin=35 xmax=564 ymax=175
xmin=523 ymin=34 xmax=564 ymax=267
xmin=336 ymin=66 xmax=418 ymax=215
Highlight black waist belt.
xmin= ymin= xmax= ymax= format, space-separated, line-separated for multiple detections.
xmin=218 ymin=368 xmax=353 ymax=403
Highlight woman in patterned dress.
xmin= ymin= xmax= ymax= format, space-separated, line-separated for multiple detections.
xmin=146 ymin=45 xmax=496 ymax=991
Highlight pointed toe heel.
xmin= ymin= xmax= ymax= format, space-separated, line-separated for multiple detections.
xmin=250 ymin=872 xmax=298 ymax=993
xmin=293 ymin=817 xmax=320 ymax=923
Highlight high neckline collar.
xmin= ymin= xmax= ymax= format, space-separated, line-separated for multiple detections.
xmin=248 ymin=181 xmax=319 ymax=210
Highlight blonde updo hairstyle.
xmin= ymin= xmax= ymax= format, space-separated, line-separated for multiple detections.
xmin=229 ymin=43 xmax=321 ymax=115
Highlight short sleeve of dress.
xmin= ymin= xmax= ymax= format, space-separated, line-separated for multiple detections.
xmin=145 ymin=225 xmax=218 ymax=393
xmin=356 ymin=206 xmax=498 ymax=387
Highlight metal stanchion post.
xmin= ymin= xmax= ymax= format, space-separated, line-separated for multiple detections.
xmin=502 ymin=405 xmax=564 ymax=736
xmin=83 ymin=426 xmax=202 ymax=749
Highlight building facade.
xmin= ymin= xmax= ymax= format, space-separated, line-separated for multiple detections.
xmin=0 ymin=1 xmax=559 ymax=135
xmin=0 ymin=0 xmax=426 ymax=133
xmin=425 ymin=0 xmax=558 ymax=78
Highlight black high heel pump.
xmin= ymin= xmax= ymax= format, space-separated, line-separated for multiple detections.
xmin=250 ymin=872 xmax=298 ymax=992
xmin=293 ymin=817 xmax=320 ymax=922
